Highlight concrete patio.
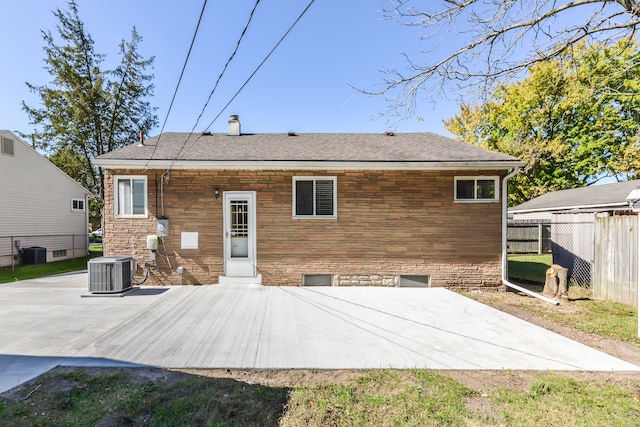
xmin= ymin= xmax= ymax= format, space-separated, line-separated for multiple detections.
xmin=1 ymin=272 xmax=638 ymax=393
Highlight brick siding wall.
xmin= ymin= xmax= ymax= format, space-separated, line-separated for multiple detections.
xmin=103 ymin=169 xmax=505 ymax=289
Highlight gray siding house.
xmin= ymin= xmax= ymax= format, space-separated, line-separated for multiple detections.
xmin=0 ymin=130 xmax=91 ymax=266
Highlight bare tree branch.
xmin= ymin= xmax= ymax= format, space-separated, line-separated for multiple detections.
xmin=368 ymin=0 xmax=640 ymax=117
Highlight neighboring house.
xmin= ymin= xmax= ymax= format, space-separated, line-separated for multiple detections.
xmin=0 ymin=130 xmax=91 ymax=267
xmin=509 ymin=180 xmax=640 ymax=289
xmin=93 ymin=116 xmax=524 ymax=287
xmin=510 ymin=180 xmax=640 ymax=220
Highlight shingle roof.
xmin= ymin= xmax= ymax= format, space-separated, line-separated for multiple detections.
xmin=511 ymin=180 xmax=640 ymax=213
xmin=94 ymin=132 xmax=522 ymax=168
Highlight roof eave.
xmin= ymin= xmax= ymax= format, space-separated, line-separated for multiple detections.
xmin=92 ymin=159 xmax=525 ymax=171
xmin=510 ymin=201 xmax=630 ymax=213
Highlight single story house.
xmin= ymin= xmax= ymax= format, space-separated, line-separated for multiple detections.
xmin=510 ymin=180 xmax=640 ymax=220
xmin=93 ymin=116 xmax=524 ymax=287
xmin=0 ymin=130 xmax=92 ymax=267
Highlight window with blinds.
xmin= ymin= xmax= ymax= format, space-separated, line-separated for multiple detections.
xmin=293 ymin=177 xmax=337 ymax=217
xmin=454 ymin=176 xmax=498 ymax=202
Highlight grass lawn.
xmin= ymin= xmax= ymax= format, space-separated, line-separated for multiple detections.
xmin=504 ymin=253 xmax=639 ymax=343
xmin=1 ymin=368 xmax=638 ymax=426
xmin=0 ymin=247 xmax=102 ymax=284
xmin=508 ymin=253 xmax=553 ymax=285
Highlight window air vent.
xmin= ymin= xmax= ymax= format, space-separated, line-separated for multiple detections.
xmin=1 ymin=136 xmax=14 ymax=155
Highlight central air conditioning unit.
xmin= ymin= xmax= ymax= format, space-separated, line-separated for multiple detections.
xmin=88 ymin=256 xmax=135 ymax=293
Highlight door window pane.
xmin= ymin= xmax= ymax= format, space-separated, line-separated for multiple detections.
xmin=230 ymin=200 xmax=249 ymax=258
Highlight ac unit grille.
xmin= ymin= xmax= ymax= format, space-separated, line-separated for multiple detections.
xmin=88 ymin=256 xmax=134 ymax=293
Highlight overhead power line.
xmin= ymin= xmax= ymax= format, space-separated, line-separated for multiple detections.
xmin=189 ymin=0 xmax=263 ymax=133
xmin=167 ymin=0 xmax=264 ymax=171
xmin=160 ymin=0 xmax=209 ymax=135
xmin=203 ymin=0 xmax=317 ymax=132
xmin=167 ymin=0 xmax=317 ymax=171
xmin=144 ymin=0 xmax=208 ymax=170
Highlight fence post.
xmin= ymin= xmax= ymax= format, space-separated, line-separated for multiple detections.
xmin=72 ymin=234 xmax=76 ymax=261
xmin=637 ymin=215 xmax=640 ymax=338
xmin=10 ymin=236 xmax=14 ymax=272
xmin=538 ymin=223 xmax=543 ymax=254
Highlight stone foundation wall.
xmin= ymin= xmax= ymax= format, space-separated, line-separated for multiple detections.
xmin=335 ymin=275 xmax=399 ymax=287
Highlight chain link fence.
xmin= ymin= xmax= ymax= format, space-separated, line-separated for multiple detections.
xmin=550 ymin=215 xmax=594 ymax=287
xmin=509 ymin=213 xmax=595 ymax=287
xmin=0 ymin=234 xmax=89 ymax=269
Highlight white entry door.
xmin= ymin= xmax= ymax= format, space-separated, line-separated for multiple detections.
xmin=223 ymin=191 xmax=257 ymax=277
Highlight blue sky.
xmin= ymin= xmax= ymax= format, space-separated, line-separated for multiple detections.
xmin=1 ymin=0 xmax=461 ymax=138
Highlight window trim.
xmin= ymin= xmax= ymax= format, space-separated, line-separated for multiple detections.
xmin=454 ymin=176 xmax=499 ymax=202
xmin=71 ymin=198 xmax=85 ymax=212
xmin=114 ymin=175 xmax=148 ymax=218
xmin=292 ymin=176 xmax=338 ymax=218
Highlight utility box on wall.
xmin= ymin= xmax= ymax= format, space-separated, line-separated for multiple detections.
xmin=156 ymin=219 xmax=169 ymax=237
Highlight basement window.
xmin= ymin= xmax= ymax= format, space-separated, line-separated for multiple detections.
xmin=454 ymin=177 xmax=498 ymax=202
xmin=399 ymin=275 xmax=430 ymax=287
xmin=53 ymin=250 xmax=67 ymax=258
xmin=293 ymin=177 xmax=337 ymax=218
xmin=303 ymin=274 xmax=333 ymax=286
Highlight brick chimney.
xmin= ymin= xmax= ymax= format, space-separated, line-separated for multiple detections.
xmin=228 ymin=114 xmax=241 ymax=136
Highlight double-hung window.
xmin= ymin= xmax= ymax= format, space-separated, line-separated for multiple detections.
xmin=115 ymin=176 xmax=147 ymax=217
xmin=71 ymin=198 xmax=85 ymax=212
xmin=454 ymin=176 xmax=499 ymax=202
xmin=293 ymin=177 xmax=337 ymax=218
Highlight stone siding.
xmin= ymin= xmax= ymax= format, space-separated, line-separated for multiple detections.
xmin=103 ymin=169 xmax=505 ymax=288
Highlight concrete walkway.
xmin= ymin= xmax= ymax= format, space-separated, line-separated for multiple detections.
xmin=1 ymin=272 xmax=638 ymax=393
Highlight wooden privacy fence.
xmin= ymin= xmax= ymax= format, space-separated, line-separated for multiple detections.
xmin=507 ymin=220 xmax=551 ymax=254
xmin=593 ymin=215 xmax=638 ymax=307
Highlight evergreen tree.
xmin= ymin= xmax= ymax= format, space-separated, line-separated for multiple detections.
xmin=22 ymin=0 xmax=157 ymax=203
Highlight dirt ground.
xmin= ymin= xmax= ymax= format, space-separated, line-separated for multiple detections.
xmin=2 ymin=289 xmax=639 ymax=404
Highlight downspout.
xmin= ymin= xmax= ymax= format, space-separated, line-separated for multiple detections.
xmin=502 ymin=167 xmax=559 ymax=305
xmin=85 ymin=193 xmax=90 ymax=256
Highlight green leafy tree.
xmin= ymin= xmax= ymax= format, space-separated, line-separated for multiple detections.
xmin=445 ymin=40 xmax=640 ymax=205
xmin=22 ymin=0 xmax=157 ymax=202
